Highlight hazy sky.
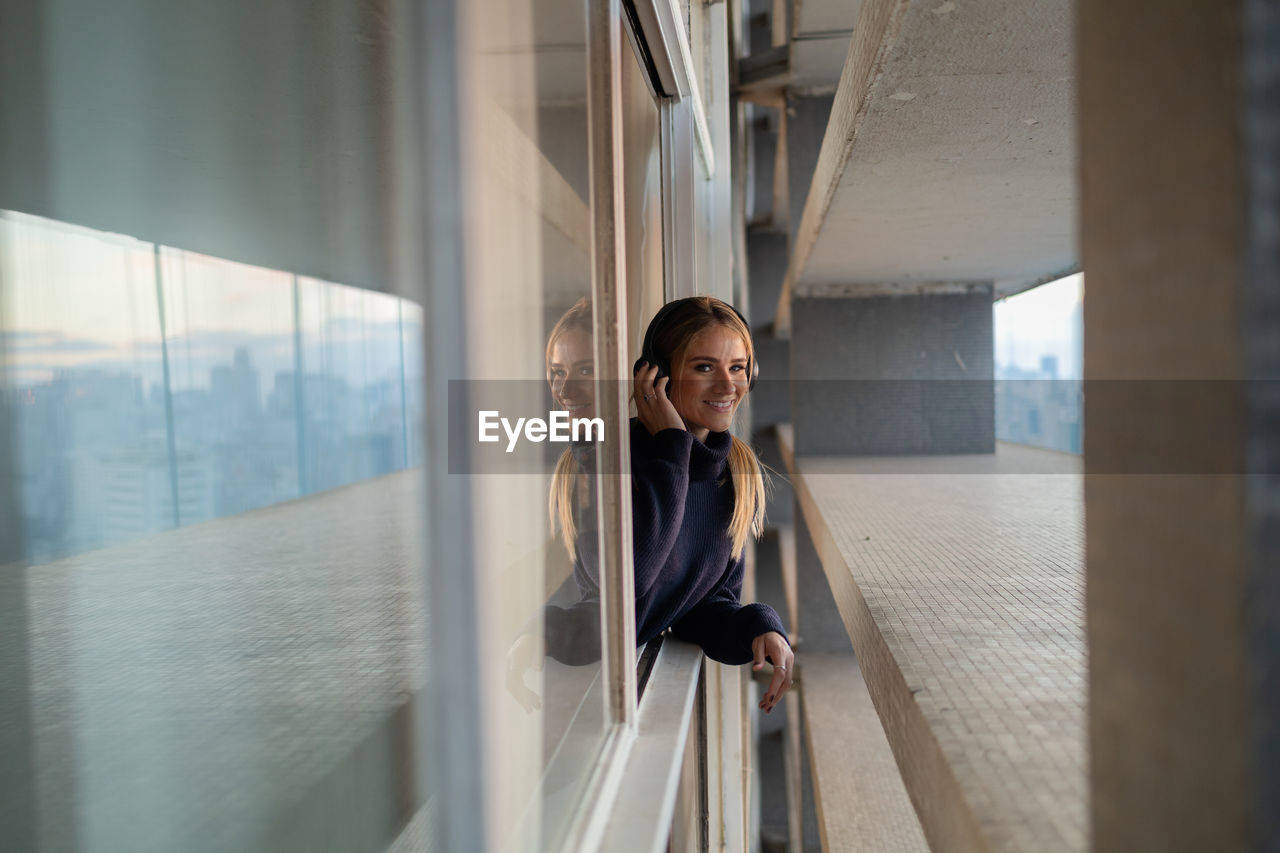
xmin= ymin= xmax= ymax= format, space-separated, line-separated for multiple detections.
xmin=994 ymin=273 xmax=1083 ymax=378
xmin=2 ymin=210 xmax=419 ymax=391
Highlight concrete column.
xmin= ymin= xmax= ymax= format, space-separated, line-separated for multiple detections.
xmin=1081 ymin=0 xmax=1278 ymax=849
xmin=789 ymin=289 xmax=994 ymax=457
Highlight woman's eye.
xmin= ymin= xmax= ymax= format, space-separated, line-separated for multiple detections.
xmin=578 ymin=366 xmax=593 ymax=376
xmin=694 ymin=364 xmax=712 ymax=372
xmin=550 ymin=369 xmax=566 ymax=379
xmin=730 ymin=364 xmax=745 ymax=372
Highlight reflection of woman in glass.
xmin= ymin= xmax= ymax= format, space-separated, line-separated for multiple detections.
xmin=547 ymin=296 xmax=793 ymax=713
xmin=546 ymin=297 xmax=597 ymax=567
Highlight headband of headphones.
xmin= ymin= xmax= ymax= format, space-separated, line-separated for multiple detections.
xmin=632 ymin=297 xmax=759 ymax=390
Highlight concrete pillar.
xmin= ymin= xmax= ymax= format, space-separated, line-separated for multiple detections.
xmin=1081 ymin=0 xmax=1279 ymax=849
xmin=789 ymin=289 xmax=994 ymax=457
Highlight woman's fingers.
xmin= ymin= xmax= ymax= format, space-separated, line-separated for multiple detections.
xmin=632 ymin=362 xmax=653 ymax=399
xmin=634 ymin=364 xmax=686 ymax=434
xmin=756 ymin=634 xmax=795 ymax=713
xmin=634 ymin=365 xmax=662 ymax=404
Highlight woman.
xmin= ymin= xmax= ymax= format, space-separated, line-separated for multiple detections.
xmin=546 ymin=296 xmax=793 ymax=713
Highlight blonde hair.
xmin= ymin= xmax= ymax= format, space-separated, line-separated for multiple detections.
xmin=549 ymin=296 xmax=767 ymax=561
xmin=547 ymin=298 xmax=593 ymax=561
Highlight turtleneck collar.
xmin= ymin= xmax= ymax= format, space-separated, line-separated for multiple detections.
xmin=688 ymin=429 xmax=732 ymax=481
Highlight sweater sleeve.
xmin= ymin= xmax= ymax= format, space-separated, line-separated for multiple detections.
xmin=670 ymin=552 xmax=788 ymax=665
xmin=541 ymin=599 xmax=602 ymax=666
xmin=629 ymin=428 xmax=694 ymax=598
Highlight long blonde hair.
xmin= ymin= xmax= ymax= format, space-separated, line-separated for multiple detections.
xmin=548 ymin=296 xmax=766 ymax=561
xmin=547 ymin=299 xmax=594 ymax=561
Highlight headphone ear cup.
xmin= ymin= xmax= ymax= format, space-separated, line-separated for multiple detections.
xmin=749 ymin=359 xmax=759 ymax=391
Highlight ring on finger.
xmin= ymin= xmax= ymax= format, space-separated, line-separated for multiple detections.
xmin=644 ymin=393 xmax=654 ymax=401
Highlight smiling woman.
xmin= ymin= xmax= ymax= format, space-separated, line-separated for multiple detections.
xmin=632 ymin=297 xmax=791 ymax=710
xmin=546 ymin=296 xmax=794 ymax=711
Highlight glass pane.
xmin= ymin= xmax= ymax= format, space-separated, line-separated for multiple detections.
xmin=296 ymin=277 xmax=408 ymax=493
xmin=622 ymin=38 xmax=668 ymax=353
xmin=1 ymin=211 xmax=163 ymax=561
xmin=0 ymin=2 xmax=438 ymax=849
xmin=2 ymin=207 xmax=429 ymax=852
xmin=467 ymin=0 xmax=607 ymax=848
xmin=158 ymin=247 xmax=298 ymax=518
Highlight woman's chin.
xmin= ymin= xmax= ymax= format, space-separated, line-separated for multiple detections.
xmin=695 ymin=414 xmax=734 ymax=434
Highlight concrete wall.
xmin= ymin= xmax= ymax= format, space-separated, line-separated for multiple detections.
xmin=789 ymin=291 xmax=994 ymax=456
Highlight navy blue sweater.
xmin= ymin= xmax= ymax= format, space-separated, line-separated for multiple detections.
xmin=546 ymin=419 xmax=786 ymax=665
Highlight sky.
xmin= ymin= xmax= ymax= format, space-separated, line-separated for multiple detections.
xmin=993 ymin=273 xmax=1083 ymax=378
xmin=1 ymin=209 xmax=419 ymax=392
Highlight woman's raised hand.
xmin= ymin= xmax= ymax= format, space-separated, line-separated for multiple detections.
xmin=752 ymin=631 xmax=794 ymax=713
xmin=633 ymin=362 xmax=686 ymax=435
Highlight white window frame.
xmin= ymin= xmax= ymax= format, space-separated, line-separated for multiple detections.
xmin=414 ymin=0 xmax=739 ymax=848
xmin=562 ymin=2 xmax=745 ymax=851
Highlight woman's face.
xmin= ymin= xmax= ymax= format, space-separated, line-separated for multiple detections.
xmin=547 ymin=328 xmax=595 ymax=419
xmin=668 ymin=323 xmax=749 ymax=441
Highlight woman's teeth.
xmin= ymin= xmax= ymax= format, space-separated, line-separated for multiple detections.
xmin=705 ymin=401 xmax=733 ymax=412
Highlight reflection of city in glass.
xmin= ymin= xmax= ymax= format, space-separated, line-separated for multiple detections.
xmin=2 ymin=210 xmax=425 ymax=563
xmin=994 ymin=273 xmax=1083 ymax=454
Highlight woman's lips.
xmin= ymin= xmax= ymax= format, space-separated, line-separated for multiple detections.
xmin=704 ymin=400 xmax=734 ymax=413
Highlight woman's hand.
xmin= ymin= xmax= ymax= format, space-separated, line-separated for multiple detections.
xmin=633 ymin=362 xmax=685 ymax=435
xmin=752 ymin=631 xmax=794 ymax=713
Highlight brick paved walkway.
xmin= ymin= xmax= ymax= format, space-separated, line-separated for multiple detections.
xmin=780 ymin=431 xmax=1086 ymax=852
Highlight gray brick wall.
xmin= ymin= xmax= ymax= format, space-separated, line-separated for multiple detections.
xmin=790 ymin=291 xmax=994 ymax=456
xmin=786 ymin=95 xmax=833 ymax=246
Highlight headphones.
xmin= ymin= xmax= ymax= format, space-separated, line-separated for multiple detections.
xmin=632 ymin=297 xmax=760 ymax=391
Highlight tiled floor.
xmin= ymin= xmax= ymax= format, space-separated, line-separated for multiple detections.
xmin=781 ymin=433 xmax=1086 ymax=852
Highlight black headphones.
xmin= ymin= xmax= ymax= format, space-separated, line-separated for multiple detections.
xmin=632 ymin=297 xmax=759 ymax=391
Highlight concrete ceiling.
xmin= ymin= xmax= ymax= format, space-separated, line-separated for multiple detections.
xmin=792 ymin=0 xmax=1076 ymax=296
